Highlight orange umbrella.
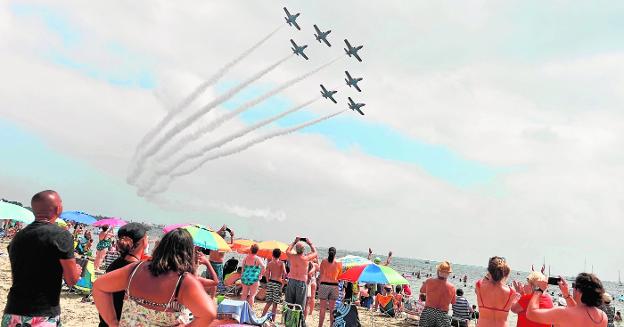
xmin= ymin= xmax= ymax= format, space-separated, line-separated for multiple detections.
xmin=231 ymin=239 xmax=255 ymax=254
xmin=255 ymin=240 xmax=289 ymax=260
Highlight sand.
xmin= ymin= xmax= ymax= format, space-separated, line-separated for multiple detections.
xmin=0 ymin=239 xmax=414 ymax=326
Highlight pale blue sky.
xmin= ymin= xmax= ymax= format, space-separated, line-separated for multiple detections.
xmin=3 ymin=1 xmax=624 ymax=279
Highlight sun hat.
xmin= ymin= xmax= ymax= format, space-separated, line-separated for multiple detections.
xmin=437 ymin=261 xmax=452 ymax=274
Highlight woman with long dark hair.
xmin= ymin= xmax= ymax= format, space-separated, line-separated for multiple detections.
xmin=93 ymin=228 xmax=216 ymax=326
xmin=526 ymin=273 xmax=607 ymax=327
xmin=317 ymin=247 xmax=342 ymax=327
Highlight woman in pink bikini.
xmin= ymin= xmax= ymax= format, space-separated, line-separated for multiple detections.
xmin=475 ymin=256 xmax=518 ymax=327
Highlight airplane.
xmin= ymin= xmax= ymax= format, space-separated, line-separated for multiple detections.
xmin=344 ymin=39 xmax=363 ymax=62
xmin=290 ymin=39 xmax=309 ymax=60
xmin=313 ymin=24 xmax=332 ymax=47
xmin=345 ymin=71 xmax=363 ymax=92
xmin=348 ymin=97 xmax=365 ymax=115
xmin=283 ymin=7 xmax=301 ymax=30
xmin=320 ymin=84 xmax=337 ymax=103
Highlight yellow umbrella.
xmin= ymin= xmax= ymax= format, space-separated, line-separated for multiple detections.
xmin=255 ymin=240 xmax=289 ymax=260
xmin=231 ymin=239 xmax=255 ymax=254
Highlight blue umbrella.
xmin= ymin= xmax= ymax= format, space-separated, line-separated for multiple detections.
xmin=60 ymin=211 xmax=97 ymax=224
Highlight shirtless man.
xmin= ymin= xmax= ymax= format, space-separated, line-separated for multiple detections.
xmin=285 ymin=237 xmax=317 ymax=325
xmin=207 ymin=225 xmax=234 ymax=295
xmin=262 ymin=248 xmax=287 ymax=321
xmin=526 ymin=273 xmax=607 ymax=327
xmin=419 ymin=261 xmax=456 ymax=327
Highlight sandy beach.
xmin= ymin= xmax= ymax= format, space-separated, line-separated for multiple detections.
xmin=0 ymin=240 xmax=417 ymax=326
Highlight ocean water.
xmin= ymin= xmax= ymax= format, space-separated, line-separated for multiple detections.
xmin=340 ymin=249 xmax=624 ymax=325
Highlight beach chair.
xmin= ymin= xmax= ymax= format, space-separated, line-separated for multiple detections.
xmin=282 ymin=302 xmax=304 ymax=327
xmin=74 ymin=259 xmax=95 ymax=295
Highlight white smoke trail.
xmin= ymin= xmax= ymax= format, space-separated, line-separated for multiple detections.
xmin=127 ymin=54 xmax=291 ymax=184
xmin=132 ymin=26 xmax=283 ymax=161
xmin=142 ymin=110 xmax=346 ymax=196
xmin=137 ymin=97 xmax=320 ymax=194
xmin=155 ymin=58 xmax=340 ymax=162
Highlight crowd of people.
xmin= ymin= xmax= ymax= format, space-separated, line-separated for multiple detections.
xmin=1 ymin=190 xmax=623 ymax=327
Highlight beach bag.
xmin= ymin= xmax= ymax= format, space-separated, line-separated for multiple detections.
xmin=333 ymin=302 xmax=361 ymax=327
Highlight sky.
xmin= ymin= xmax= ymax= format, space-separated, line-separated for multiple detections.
xmin=1 ymin=1 xmax=623 ymax=281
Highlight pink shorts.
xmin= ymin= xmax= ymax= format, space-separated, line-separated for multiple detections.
xmin=1 ymin=314 xmax=61 ymax=327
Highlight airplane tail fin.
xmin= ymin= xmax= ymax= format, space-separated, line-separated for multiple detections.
xmin=344 ymin=48 xmax=350 ymax=56
xmin=345 ymin=78 xmax=349 ymax=84
xmin=285 ymin=17 xmax=289 ymax=24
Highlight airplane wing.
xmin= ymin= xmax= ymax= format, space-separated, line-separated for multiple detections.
xmin=344 ymin=39 xmax=352 ymax=49
xmin=355 ymin=108 xmax=365 ymax=115
xmin=320 ymin=84 xmax=327 ymax=92
xmin=283 ymin=7 xmax=290 ymax=16
xmin=353 ymin=53 xmax=362 ymax=62
xmin=290 ymin=39 xmax=297 ymax=47
xmin=322 ymin=38 xmax=331 ymax=47
xmin=313 ymin=24 xmax=321 ymax=34
xmin=354 ymin=84 xmax=361 ymax=92
xmin=348 ymin=97 xmax=354 ymax=105
xmin=345 ymin=71 xmax=352 ymax=79
xmin=301 ymin=52 xmax=309 ymax=60
xmin=329 ymin=95 xmax=337 ymax=104
xmin=293 ymin=21 xmax=301 ymax=30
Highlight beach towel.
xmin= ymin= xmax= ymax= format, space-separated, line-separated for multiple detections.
xmin=333 ymin=302 xmax=361 ymax=327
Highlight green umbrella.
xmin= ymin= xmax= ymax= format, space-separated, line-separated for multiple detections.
xmin=0 ymin=202 xmax=34 ymax=223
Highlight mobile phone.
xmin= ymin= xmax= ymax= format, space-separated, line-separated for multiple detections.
xmin=199 ymin=247 xmax=211 ymax=255
xmin=299 ymin=237 xmax=307 ymax=242
xmin=548 ymin=277 xmax=561 ymax=285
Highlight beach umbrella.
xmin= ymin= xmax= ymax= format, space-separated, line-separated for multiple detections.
xmin=255 ymin=240 xmax=289 ymax=260
xmin=162 ymin=223 xmax=192 ymax=233
xmin=55 ymin=218 xmax=68 ymax=228
xmin=339 ymin=263 xmax=409 ymax=285
xmin=0 ymin=202 xmax=34 ymax=223
xmin=337 ymin=255 xmax=372 ymax=268
xmin=182 ymin=224 xmax=231 ymax=252
xmin=60 ymin=211 xmax=97 ymax=225
xmin=231 ymin=239 xmax=255 ymax=253
xmin=162 ymin=223 xmax=212 ymax=233
xmin=92 ymin=217 xmax=127 ymax=228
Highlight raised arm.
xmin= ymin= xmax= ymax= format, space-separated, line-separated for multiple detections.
xmin=367 ymin=248 xmax=373 ymax=260
xmin=197 ymin=252 xmax=219 ymax=289
xmin=525 ymin=280 xmax=567 ymax=325
xmin=385 ymin=251 xmax=393 ymax=266
xmin=286 ymin=237 xmax=299 ymax=254
xmin=303 ymin=239 xmax=317 ymax=261
xmin=557 ymin=277 xmax=576 ymax=307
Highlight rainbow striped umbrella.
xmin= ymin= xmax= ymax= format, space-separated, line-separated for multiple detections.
xmin=182 ymin=224 xmax=231 ymax=251
xmin=337 ymin=255 xmax=372 ymax=268
xmin=339 ymin=263 xmax=409 ymax=285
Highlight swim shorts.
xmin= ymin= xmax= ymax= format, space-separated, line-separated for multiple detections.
xmin=1 ymin=314 xmax=61 ymax=327
xmin=419 ymin=307 xmax=451 ymax=327
xmin=266 ymin=280 xmax=283 ymax=303
xmin=318 ymin=283 xmax=339 ymax=301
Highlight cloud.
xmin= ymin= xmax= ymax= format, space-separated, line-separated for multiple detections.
xmin=2 ymin=0 xmax=624 ymax=281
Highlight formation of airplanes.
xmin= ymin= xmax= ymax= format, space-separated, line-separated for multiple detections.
xmin=283 ymin=7 xmax=366 ymax=115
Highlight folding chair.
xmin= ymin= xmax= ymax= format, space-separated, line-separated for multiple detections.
xmin=282 ymin=302 xmax=304 ymax=327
